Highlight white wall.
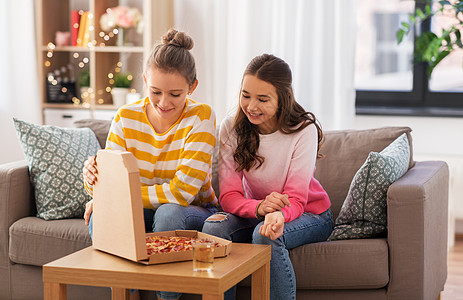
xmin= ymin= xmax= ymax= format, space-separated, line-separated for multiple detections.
xmin=0 ymin=1 xmax=41 ymax=164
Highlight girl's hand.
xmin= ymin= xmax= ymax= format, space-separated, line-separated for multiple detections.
xmin=84 ymin=200 xmax=93 ymax=225
xmin=83 ymin=156 xmax=98 ymax=185
xmin=258 ymin=192 xmax=291 ymax=216
xmin=259 ymin=211 xmax=285 ymax=240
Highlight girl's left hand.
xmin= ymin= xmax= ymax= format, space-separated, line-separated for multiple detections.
xmin=259 ymin=211 xmax=285 ymax=240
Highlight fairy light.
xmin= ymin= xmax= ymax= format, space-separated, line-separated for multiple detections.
xmin=98 ymin=99 xmax=104 ymax=104
xmin=47 ymin=42 xmax=56 ymax=50
xmin=89 ymin=25 xmax=94 ymax=32
xmin=73 ymin=53 xmax=79 ymax=58
xmin=113 ymin=28 xmax=119 ymax=34
xmin=83 ymin=102 xmax=91 ymax=108
xmin=106 ymin=87 xmax=112 ymax=93
xmin=78 ymin=62 xmax=85 ymax=68
xmin=117 ymin=62 xmax=123 ymax=67
xmin=104 ymin=35 xmax=110 ymax=41
xmin=83 ymin=57 xmax=89 ymax=64
xmin=115 ymin=67 xmax=121 ymax=73
xmin=127 ymin=74 xmax=133 ymax=81
xmin=47 ymin=52 xmax=53 ymax=58
xmin=61 ymin=87 xmax=68 ymax=93
xmin=48 ymin=75 xmax=54 ymax=81
xmin=108 ymin=73 xmax=114 ymax=79
xmin=130 ymin=88 xmax=137 ymax=93
xmin=51 ymin=80 xmax=58 ymax=85
xmin=44 ymin=61 xmax=51 ymax=67
xmin=99 ymin=32 xmax=105 ymax=37
xmin=108 ymin=32 xmax=114 ymax=38
xmin=109 ymin=79 xmax=115 ymax=84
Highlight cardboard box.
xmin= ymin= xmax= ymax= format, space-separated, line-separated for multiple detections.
xmin=92 ymin=149 xmax=231 ymax=265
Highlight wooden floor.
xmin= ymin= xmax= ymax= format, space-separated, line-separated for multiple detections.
xmin=442 ymin=237 xmax=463 ymax=300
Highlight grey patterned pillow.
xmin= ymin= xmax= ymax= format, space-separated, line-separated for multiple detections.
xmin=328 ymin=133 xmax=410 ymax=241
xmin=14 ymin=118 xmax=100 ymax=220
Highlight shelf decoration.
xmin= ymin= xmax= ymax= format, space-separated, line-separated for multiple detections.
xmin=111 ymin=70 xmax=133 ymax=107
xmin=100 ymin=6 xmax=143 ymax=46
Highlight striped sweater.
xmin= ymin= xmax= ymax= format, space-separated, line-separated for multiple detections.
xmin=85 ymin=97 xmax=217 ymax=208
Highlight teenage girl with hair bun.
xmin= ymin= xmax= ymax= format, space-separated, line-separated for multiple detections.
xmin=203 ymin=54 xmax=334 ymax=300
xmin=82 ymin=29 xmax=217 ymax=300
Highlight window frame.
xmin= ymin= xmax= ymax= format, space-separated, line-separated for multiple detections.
xmin=355 ymin=1 xmax=463 ymax=117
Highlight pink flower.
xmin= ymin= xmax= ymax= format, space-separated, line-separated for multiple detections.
xmin=99 ymin=6 xmax=143 ymax=32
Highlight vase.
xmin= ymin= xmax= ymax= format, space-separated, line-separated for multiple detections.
xmin=111 ymin=87 xmax=129 ymax=107
xmin=117 ymin=28 xmax=133 ymax=46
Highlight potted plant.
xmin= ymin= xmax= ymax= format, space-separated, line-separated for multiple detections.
xmin=78 ymin=69 xmax=90 ymax=104
xmin=397 ymin=0 xmax=463 ymax=76
xmin=111 ymin=72 xmax=133 ymax=107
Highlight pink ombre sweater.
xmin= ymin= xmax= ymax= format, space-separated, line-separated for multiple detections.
xmin=218 ymin=116 xmax=330 ymax=223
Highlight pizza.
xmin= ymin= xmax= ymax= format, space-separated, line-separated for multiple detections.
xmin=145 ymin=236 xmax=220 ymax=255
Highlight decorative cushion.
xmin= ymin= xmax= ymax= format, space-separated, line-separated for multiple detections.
xmin=327 ymin=133 xmax=410 ymax=240
xmin=13 ymin=118 xmax=100 ymax=220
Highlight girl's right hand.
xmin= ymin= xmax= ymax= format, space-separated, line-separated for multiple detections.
xmin=84 ymin=200 xmax=93 ymax=225
xmin=83 ymin=156 xmax=98 ymax=185
xmin=258 ymin=192 xmax=291 ymax=216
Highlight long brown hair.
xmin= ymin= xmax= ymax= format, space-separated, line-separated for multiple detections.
xmin=233 ymin=54 xmax=324 ymax=172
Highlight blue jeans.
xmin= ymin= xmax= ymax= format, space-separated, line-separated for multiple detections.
xmin=202 ymin=209 xmax=333 ymax=300
xmin=88 ymin=203 xmax=217 ymax=300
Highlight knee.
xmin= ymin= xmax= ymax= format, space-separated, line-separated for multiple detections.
xmin=252 ymin=223 xmax=271 ymax=245
xmin=203 ymin=213 xmax=230 ymax=239
xmin=154 ymin=203 xmax=186 ymax=231
xmin=155 ymin=203 xmax=183 ymax=220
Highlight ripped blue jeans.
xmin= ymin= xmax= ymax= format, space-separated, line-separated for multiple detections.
xmin=202 ymin=209 xmax=334 ymax=300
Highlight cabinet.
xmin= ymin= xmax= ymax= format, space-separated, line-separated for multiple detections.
xmin=35 ymin=0 xmax=174 ymax=125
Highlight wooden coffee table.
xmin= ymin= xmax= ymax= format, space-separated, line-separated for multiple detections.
xmin=43 ymin=243 xmax=271 ymax=300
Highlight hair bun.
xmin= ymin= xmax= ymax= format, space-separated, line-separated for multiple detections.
xmin=161 ymin=29 xmax=194 ymax=50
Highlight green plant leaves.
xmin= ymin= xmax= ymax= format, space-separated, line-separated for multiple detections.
xmin=396 ymin=0 xmax=463 ymax=77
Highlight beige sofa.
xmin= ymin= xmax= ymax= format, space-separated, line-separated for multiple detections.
xmin=0 ymin=120 xmax=448 ymax=299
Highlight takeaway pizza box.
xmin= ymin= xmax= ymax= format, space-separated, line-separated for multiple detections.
xmin=92 ymin=149 xmax=231 ymax=265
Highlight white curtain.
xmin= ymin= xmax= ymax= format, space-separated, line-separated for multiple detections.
xmin=174 ymin=0 xmax=357 ymax=130
xmin=0 ymin=0 xmax=41 ymax=163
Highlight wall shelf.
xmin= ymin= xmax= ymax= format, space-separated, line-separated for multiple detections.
xmin=35 ymin=0 xmax=173 ymax=126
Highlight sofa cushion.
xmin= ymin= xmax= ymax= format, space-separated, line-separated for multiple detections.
xmin=290 ymin=238 xmax=389 ymax=289
xmin=9 ymin=217 xmax=91 ymax=266
xmin=315 ymin=126 xmax=413 ymax=219
xmin=73 ymin=119 xmax=112 ymax=148
xmin=327 ymin=134 xmax=410 ymax=240
xmin=13 ymin=118 xmax=101 ymax=220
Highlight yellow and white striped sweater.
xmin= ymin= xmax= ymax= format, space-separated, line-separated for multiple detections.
xmin=85 ymin=97 xmax=217 ymax=208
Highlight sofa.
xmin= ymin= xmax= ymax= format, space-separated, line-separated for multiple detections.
xmin=0 ymin=119 xmax=448 ymax=300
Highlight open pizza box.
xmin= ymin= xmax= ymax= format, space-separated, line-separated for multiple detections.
xmin=92 ymin=149 xmax=232 ymax=265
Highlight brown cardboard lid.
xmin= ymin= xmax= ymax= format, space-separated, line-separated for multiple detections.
xmin=93 ymin=150 xmax=148 ymax=262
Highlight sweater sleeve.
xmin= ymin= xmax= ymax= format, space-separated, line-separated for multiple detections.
xmin=218 ymin=118 xmax=260 ymax=218
xmin=280 ymin=124 xmax=319 ymax=222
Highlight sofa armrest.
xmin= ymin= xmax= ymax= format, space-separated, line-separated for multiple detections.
xmin=0 ymin=160 xmax=35 ymax=268
xmin=387 ymin=161 xmax=448 ymax=300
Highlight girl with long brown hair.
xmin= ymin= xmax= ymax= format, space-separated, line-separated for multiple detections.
xmin=203 ymin=54 xmax=333 ymax=300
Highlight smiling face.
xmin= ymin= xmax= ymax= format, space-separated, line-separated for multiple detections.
xmin=240 ymin=74 xmax=279 ymax=134
xmin=143 ymin=68 xmax=197 ymax=132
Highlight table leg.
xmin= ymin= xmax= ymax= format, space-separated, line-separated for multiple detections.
xmin=251 ymin=261 xmax=270 ymax=300
xmin=44 ymin=282 xmax=66 ymax=300
xmin=112 ymin=287 xmax=130 ymax=300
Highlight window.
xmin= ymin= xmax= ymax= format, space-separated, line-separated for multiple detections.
xmin=355 ymin=0 xmax=463 ymax=116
